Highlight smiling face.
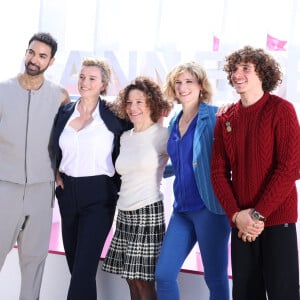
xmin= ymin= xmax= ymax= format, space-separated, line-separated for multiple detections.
xmin=174 ymin=70 xmax=202 ymax=106
xmin=125 ymin=89 xmax=152 ymax=125
xmin=230 ymin=62 xmax=263 ymax=97
xmin=78 ymin=65 xmax=105 ymax=99
xmin=24 ymin=40 xmax=54 ymax=76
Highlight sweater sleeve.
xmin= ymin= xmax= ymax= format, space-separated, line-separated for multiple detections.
xmin=211 ymin=115 xmax=239 ymax=221
xmin=255 ymin=101 xmax=300 ymax=217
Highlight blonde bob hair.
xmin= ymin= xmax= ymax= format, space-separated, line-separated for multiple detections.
xmin=81 ymin=57 xmax=112 ymax=95
xmin=163 ymin=61 xmax=213 ymax=104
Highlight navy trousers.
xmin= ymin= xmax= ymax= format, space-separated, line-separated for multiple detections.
xmin=56 ymin=173 xmax=118 ymax=300
xmin=231 ymin=224 xmax=299 ymax=300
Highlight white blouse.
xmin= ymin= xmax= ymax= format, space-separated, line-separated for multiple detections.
xmin=58 ymin=102 xmax=115 ymax=177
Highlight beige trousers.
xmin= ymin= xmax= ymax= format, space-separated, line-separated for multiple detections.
xmin=0 ymin=181 xmax=54 ymax=300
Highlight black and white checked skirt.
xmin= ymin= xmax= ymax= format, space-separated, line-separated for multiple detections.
xmin=102 ymin=201 xmax=165 ymax=280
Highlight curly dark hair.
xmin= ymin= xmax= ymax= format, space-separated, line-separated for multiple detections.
xmin=28 ymin=32 xmax=58 ymax=58
xmin=116 ymin=76 xmax=172 ymax=122
xmin=223 ymin=45 xmax=282 ymax=92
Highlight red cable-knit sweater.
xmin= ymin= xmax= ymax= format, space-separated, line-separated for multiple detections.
xmin=211 ymin=92 xmax=300 ymax=227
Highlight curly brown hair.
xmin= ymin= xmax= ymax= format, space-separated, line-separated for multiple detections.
xmin=115 ymin=76 xmax=172 ymax=122
xmin=223 ymin=45 xmax=282 ymax=92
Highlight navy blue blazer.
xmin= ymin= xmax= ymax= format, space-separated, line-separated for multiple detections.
xmin=50 ymin=97 xmax=132 ymax=190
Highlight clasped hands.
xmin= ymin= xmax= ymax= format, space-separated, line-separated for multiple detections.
xmin=235 ymin=209 xmax=265 ymax=243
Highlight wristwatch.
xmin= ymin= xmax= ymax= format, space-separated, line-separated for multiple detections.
xmin=251 ymin=210 xmax=266 ymax=222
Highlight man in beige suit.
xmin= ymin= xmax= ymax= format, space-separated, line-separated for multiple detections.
xmin=0 ymin=32 xmax=69 ymax=300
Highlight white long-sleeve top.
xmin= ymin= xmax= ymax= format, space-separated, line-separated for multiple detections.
xmin=116 ymin=123 xmax=169 ymax=211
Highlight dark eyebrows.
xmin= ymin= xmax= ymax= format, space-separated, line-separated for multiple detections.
xmin=40 ymin=53 xmax=49 ymax=58
xmin=26 ymin=48 xmax=49 ymax=59
xmin=240 ymin=62 xmax=253 ymax=67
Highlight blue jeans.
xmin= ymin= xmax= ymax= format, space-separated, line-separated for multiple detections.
xmin=155 ymin=207 xmax=230 ymax=300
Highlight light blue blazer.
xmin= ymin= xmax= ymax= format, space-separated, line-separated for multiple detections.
xmin=167 ymin=102 xmax=225 ymax=215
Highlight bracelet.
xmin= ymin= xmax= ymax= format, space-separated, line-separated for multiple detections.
xmin=233 ymin=212 xmax=240 ymax=225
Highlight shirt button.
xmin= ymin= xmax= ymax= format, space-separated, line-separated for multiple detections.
xmin=193 ymin=161 xmax=198 ymax=166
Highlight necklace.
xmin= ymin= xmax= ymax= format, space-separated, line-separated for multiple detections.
xmin=181 ymin=110 xmax=198 ymax=125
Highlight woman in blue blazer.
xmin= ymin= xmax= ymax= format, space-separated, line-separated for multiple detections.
xmin=155 ymin=61 xmax=230 ymax=300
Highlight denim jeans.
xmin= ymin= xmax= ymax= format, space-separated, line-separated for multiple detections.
xmin=155 ymin=207 xmax=230 ymax=300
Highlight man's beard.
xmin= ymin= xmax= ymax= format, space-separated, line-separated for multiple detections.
xmin=25 ymin=62 xmax=49 ymax=76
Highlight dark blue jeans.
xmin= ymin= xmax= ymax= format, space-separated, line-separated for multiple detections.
xmin=155 ymin=207 xmax=230 ymax=300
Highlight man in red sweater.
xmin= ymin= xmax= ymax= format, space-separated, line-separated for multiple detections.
xmin=211 ymin=45 xmax=300 ymax=300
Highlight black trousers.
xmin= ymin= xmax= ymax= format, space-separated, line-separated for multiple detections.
xmin=231 ymin=224 xmax=299 ymax=300
xmin=56 ymin=173 xmax=118 ymax=300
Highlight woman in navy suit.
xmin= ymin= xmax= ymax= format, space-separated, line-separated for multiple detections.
xmin=51 ymin=57 xmax=131 ymax=300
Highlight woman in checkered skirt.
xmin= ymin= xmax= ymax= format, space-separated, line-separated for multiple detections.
xmin=102 ymin=76 xmax=172 ymax=300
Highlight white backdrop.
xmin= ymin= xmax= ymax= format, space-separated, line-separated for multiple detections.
xmin=1 ymin=0 xmax=300 ymax=107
